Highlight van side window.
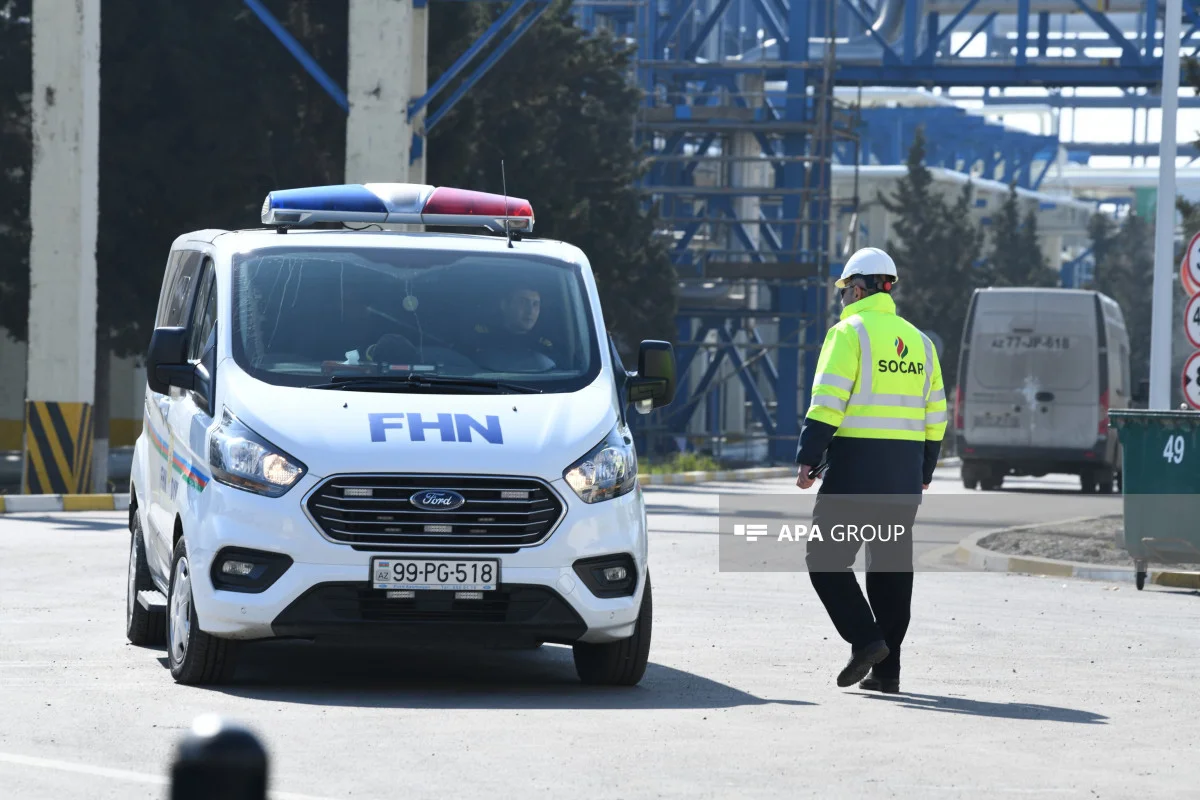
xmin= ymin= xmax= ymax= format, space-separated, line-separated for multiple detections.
xmin=187 ymin=261 xmax=217 ymax=363
xmin=154 ymin=251 xmax=184 ymax=328
xmin=1113 ymin=343 xmax=1123 ymax=395
xmin=162 ymin=251 xmax=204 ymax=327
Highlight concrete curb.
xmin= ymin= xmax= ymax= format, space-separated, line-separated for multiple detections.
xmin=0 ymin=494 xmax=130 ymax=514
xmin=637 ymin=466 xmax=794 ymax=486
xmin=954 ymin=521 xmax=1200 ymax=589
xmin=638 ymin=456 xmax=960 ymax=486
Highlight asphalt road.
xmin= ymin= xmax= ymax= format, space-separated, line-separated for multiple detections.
xmin=1 ymin=469 xmax=1194 ymax=799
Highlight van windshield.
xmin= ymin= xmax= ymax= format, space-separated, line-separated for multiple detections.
xmin=230 ymin=246 xmax=601 ymax=393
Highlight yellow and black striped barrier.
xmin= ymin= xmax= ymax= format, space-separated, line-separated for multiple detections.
xmin=22 ymin=401 xmax=94 ymax=495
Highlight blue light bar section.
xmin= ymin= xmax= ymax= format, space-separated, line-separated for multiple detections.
xmin=268 ymin=184 xmax=388 ymax=214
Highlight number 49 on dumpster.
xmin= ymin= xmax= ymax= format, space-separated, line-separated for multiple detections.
xmin=1163 ymin=435 xmax=1186 ymax=465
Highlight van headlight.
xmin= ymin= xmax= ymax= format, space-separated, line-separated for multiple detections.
xmin=208 ymin=409 xmax=306 ymax=497
xmin=563 ymin=424 xmax=638 ymax=503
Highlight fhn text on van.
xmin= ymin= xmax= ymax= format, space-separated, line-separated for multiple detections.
xmin=369 ymin=413 xmax=503 ymax=444
xmin=732 ymin=523 xmax=909 ymax=543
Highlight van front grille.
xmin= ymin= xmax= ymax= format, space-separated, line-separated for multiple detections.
xmin=305 ymin=475 xmax=564 ymax=551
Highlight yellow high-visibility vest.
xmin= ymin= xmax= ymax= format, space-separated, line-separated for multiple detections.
xmin=806 ymin=292 xmax=947 ymax=443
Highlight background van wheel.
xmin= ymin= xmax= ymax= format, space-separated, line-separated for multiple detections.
xmin=961 ymin=462 xmax=980 ymax=490
xmin=980 ymin=472 xmax=1003 ymax=491
xmin=126 ymin=511 xmax=165 ymax=646
xmin=573 ymin=575 xmax=652 ymax=686
xmin=1080 ymin=472 xmax=1098 ymax=494
xmin=167 ymin=539 xmax=238 ymax=685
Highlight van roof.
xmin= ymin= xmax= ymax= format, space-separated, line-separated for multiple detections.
xmin=975 ymin=287 xmax=1099 ymax=296
xmin=170 ymin=228 xmax=585 ymax=262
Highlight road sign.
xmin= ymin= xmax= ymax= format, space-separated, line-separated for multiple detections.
xmin=1184 ymin=351 xmax=1200 ymax=410
xmin=1187 ymin=294 xmax=1200 ymax=350
xmin=1186 ymin=231 xmax=1200 ymax=296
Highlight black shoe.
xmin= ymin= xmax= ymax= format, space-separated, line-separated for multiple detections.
xmin=858 ymin=674 xmax=901 ymax=693
xmin=837 ymin=640 xmax=890 ymax=688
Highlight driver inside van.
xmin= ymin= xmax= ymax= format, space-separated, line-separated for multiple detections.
xmin=340 ymin=278 xmax=419 ymax=366
xmin=469 ymin=286 xmax=558 ymax=371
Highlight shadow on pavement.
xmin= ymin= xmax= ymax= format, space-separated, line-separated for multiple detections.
xmin=203 ymin=641 xmax=814 ymax=711
xmin=0 ymin=514 xmax=126 ymax=533
xmin=858 ymin=692 xmax=1107 ymax=724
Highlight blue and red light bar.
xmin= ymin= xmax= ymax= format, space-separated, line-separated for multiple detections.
xmin=260 ymin=183 xmax=535 ymax=233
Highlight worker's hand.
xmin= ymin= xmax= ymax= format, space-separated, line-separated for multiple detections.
xmin=796 ymin=466 xmax=816 ymax=490
xmin=923 ymin=483 xmax=930 ymax=491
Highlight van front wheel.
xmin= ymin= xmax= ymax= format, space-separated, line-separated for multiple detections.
xmin=167 ymin=539 xmax=238 ymax=685
xmin=573 ymin=576 xmax=652 ymax=687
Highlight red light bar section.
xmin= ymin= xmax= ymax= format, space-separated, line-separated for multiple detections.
xmin=422 ymin=187 xmax=533 ymax=218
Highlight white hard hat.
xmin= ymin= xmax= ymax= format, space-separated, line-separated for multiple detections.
xmin=835 ymin=247 xmax=898 ymax=288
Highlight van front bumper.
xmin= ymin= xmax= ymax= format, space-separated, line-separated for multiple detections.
xmin=185 ymin=475 xmax=648 ymax=645
xmin=270 ymin=582 xmax=587 ymax=647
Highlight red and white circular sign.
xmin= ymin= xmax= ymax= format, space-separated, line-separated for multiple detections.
xmin=1187 ymin=294 xmax=1200 ymax=350
xmin=1184 ymin=351 xmax=1200 ymax=411
xmin=1185 ymin=232 xmax=1200 ymax=296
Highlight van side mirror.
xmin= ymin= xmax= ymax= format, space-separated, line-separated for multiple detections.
xmin=147 ymin=327 xmax=195 ymax=395
xmin=627 ymin=340 xmax=676 ymax=413
xmin=1132 ymin=380 xmax=1149 ymax=405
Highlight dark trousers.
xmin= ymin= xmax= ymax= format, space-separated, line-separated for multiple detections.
xmin=805 ymin=494 xmax=918 ymax=679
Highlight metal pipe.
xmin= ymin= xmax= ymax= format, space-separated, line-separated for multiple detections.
xmin=1149 ymin=0 xmax=1182 ymax=410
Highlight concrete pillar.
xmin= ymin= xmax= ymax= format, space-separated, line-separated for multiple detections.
xmin=345 ymin=0 xmax=428 ymax=187
xmin=0 ymin=336 xmax=27 ymax=452
xmin=22 ymin=0 xmax=100 ymax=495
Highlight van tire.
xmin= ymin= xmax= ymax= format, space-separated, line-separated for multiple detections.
xmin=1098 ymin=476 xmax=1115 ymax=494
xmin=572 ymin=575 xmax=652 ymax=687
xmin=961 ymin=461 xmax=981 ymax=490
xmin=167 ymin=539 xmax=238 ymax=685
xmin=1080 ymin=473 xmax=1098 ymax=494
xmin=126 ymin=511 xmax=165 ymax=647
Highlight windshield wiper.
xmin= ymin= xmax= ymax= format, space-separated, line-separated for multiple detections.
xmin=306 ymin=374 xmax=542 ymax=394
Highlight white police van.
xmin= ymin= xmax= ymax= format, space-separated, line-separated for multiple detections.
xmin=125 ymin=184 xmax=676 ymax=686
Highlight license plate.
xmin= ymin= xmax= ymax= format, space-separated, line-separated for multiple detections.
xmin=973 ymin=415 xmax=1020 ymax=428
xmin=370 ymin=558 xmax=499 ymax=591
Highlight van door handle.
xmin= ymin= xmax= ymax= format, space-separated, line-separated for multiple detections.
xmin=1036 ymin=391 xmax=1055 ymax=402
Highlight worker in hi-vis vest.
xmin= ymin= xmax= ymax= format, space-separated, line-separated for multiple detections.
xmin=794 ymin=247 xmax=947 ymax=693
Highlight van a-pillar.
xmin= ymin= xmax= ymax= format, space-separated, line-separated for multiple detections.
xmin=345 ymin=0 xmax=428 ymax=187
xmin=22 ymin=0 xmax=100 ymax=495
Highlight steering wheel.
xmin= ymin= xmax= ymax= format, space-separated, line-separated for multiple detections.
xmin=388 ymin=320 xmax=453 ymax=348
xmin=473 ymin=346 xmax=558 ymax=373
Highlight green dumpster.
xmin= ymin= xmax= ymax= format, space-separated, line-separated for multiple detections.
xmin=1109 ymin=409 xmax=1200 ymax=590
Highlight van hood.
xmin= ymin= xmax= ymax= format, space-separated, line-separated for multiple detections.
xmin=221 ymin=367 xmax=618 ymax=482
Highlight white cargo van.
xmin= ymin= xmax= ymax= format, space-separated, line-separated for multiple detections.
xmin=954 ymin=288 xmax=1130 ymax=493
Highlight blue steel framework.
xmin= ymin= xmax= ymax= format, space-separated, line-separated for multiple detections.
xmin=577 ymin=0 xmax=1194 ymax=463
xmin=844 ymin=106 xmax=1060 ymax=190
xmin=244 ymin=0 xmax=553 ymax=165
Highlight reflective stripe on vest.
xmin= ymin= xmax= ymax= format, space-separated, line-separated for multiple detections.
xmin=839 ymin=416 xmax=927 ymax=433
xmin=812 ymin=394 xmax=849 ymax=413
xmin=814 ymin=372 xmax=854 ymax=392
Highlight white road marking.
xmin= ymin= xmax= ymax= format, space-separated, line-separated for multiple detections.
xmin=0 ymin=751 xmax=344 ymax=800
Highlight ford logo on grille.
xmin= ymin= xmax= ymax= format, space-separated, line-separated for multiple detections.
xmin=410 ymin=489 xmax=466 ymax=512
